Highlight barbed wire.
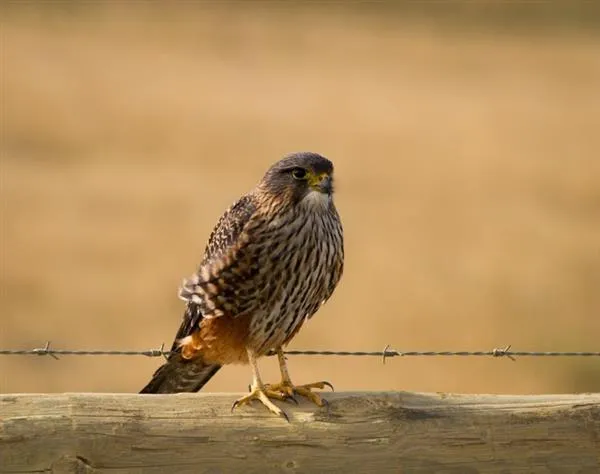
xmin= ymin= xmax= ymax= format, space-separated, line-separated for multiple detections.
xmin=1 ymin=342 xmax=599 ymax=363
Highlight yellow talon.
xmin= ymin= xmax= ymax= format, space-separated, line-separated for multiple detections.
xmin=270 ymin=348 xmax=334 ymax=407
xmin=231 ymin=384 xmax=289 ymax=421
xmin=265 ymin=380 xmax=333 ymax=407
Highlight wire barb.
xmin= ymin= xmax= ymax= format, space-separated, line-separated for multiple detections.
xmin=492 ymin=344 xmax=516 ymax=361
xmin=32 ymin=341 xmax=60 ymax=360
xmin=145 ymin=343 xmax=169 ymax=360
xmin=382 ymin=344 xmax=401 ymax=364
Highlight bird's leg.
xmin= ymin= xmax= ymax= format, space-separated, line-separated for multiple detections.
xmin=231 ymin=348 xmax=289 ymax=420
xmin=265 ymin=348 xmax=333 ymax=407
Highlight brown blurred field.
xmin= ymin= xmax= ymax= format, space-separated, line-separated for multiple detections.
xmin=1 ymin=4 xmax=599 ymax=396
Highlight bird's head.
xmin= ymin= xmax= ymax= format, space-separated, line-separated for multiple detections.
xmin=258 ymin=152 xmax=335 ymax=208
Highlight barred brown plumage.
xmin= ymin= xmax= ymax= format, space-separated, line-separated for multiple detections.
xmin=140 ymin=152 xmax=344 ymax=419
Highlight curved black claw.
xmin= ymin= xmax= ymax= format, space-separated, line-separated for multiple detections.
xmin=280 ymin=410 xmax=290 ymax=423
xmin=285 ymin=394 xmax=299 ymax=405
xmin=322 ymin=381 xmax=334 ymax=392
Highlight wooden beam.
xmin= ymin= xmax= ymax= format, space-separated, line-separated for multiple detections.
xmin=1 ymin=392 xmax=599 ymax=473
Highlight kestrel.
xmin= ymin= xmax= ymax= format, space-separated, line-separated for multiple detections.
xmin=140 ymin=152 xmax=344 ymax=419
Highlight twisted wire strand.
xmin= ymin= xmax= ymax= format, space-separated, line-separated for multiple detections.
xmin=1 ymin=342 xmax=599 ymax=362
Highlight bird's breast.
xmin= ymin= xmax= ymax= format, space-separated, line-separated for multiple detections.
xmin=247 ymin=208 xmax=343 ymax=355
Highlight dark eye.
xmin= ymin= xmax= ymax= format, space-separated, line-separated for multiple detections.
xmin=291 ymin=168 xmax=307 ymax=180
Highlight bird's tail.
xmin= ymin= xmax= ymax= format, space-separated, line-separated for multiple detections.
xmin=140 ymin=353 xmax=221 ymax=394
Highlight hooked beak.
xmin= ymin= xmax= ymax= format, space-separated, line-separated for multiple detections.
xmin=309 ymin=173 xmax=333 ymax=195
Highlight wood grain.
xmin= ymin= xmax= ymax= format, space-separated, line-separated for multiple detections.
xmin=1 ymin=392 xmax=599 ymax=473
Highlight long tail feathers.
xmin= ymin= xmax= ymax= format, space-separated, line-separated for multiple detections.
xmin=140 ymin=353 xmax=221 ymax=394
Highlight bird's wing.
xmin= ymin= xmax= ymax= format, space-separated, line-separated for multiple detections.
xmin=201 ymin=194 xmax=259 ymax=265
xmin=170 ymin=194 xmax=259 ymax=351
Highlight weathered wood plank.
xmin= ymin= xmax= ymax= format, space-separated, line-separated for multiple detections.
xmin=1 ymin=392 xmax=599 ymax=473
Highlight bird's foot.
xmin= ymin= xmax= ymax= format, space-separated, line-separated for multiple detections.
xmin=231 ymin=385 xmax=289 ymax=421
xmin=265 ymin=380 xmax=334 ymax=407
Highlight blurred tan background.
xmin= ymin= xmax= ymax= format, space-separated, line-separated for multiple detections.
xmin=1 ymin=2 xmax=599 ymax=396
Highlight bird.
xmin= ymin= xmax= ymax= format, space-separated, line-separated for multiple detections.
xmin=140 ymin=152 xmax=344 ymax=420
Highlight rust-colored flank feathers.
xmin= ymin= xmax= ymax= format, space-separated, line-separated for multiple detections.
xmin=140 ymin=152 xmax=344 ymax=420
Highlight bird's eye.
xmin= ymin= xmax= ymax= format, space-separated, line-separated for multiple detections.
xmin=291 ymin=168 xmax=307 ymax=180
